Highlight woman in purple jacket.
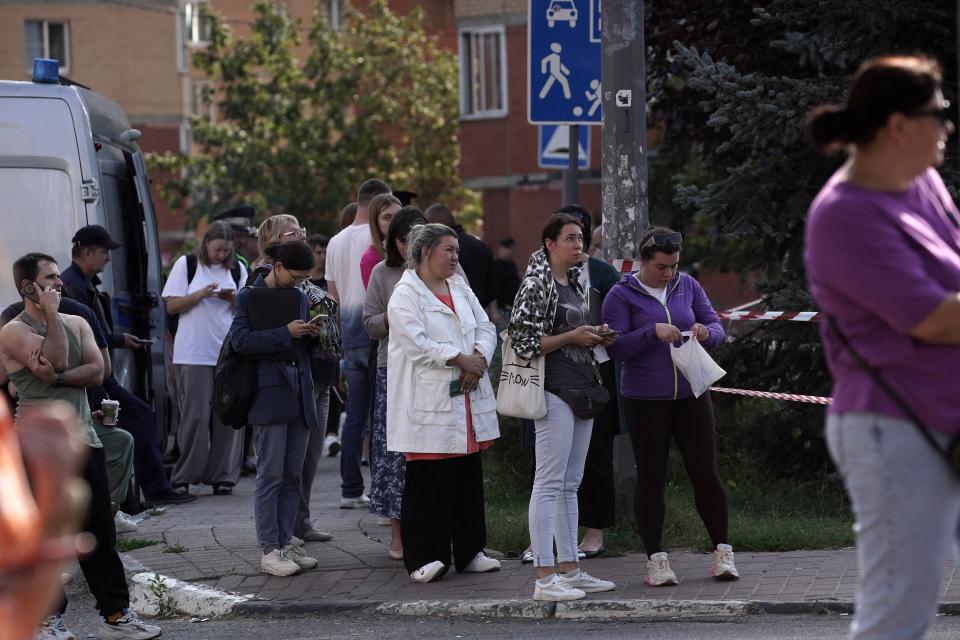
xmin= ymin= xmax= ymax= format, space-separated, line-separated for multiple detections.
xmin=601 ymin=227 xmax=737 ymax=587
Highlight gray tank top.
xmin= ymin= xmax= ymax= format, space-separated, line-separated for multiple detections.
xmin=9 ymin=312 xmax=100 ymax=448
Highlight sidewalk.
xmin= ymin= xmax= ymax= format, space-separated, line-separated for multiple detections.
xmin=122 ymin=453 xmax=960 ymax=619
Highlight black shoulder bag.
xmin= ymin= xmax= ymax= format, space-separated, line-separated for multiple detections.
xmin=828 ymin=318 xmax=960 ymax=477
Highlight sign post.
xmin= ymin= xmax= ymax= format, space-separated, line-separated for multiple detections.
xmin=528 ymin=0 xmax=602 ymax=205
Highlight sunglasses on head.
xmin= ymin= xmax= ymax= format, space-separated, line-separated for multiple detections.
xmin=641 ymin=232 xmax=682 ymax=250
xmin=908 ymin=100 xmax=953 ymax=125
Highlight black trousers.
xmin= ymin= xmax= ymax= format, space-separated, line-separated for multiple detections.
xmin=57 ymin=446 xmax=130 ymax=616
xmin=576 ymin=359 xmax=619 ymax=530
xmin=401 ymin=453 xmax=486 ymax=574
xmin=625 ymin=393 xmax=728 ymax=556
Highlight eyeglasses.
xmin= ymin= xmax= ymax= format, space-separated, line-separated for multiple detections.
xmin=908 ymin=100 xmax=953 ymax=125
xmin=641 ymin=231 xmax=682 ymax=250
xmin=281 ymin=227 xmax=307 ymax=239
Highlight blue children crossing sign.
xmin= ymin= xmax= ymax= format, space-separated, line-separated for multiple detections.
xmin=528 ymin=0 xmax=602 ymax=125
xmin=538 ymin=125 xmax=590 ymax=169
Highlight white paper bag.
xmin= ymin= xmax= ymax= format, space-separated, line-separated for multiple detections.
xmin=670 ymin=334 xmax=726 ymax=398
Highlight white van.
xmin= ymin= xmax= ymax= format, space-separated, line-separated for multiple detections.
xmin=0 ymin=62 xmax=168 ymax=435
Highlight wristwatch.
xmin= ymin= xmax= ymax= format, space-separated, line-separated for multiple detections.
xmin=52 ymin=372 xmax=65 ymax=388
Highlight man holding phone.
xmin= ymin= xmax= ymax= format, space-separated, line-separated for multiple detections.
xmin=0 ymin=252 xmax=162 ymax=640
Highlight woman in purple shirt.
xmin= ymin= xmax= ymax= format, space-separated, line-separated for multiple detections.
xmin=602 ymin=227 xmax=738 ymax=587
xmin=805 ymin=56 xmax=959 ymax=640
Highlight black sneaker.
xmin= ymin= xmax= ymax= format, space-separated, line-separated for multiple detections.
xmin=144 ymin=490 xmax=197 ymax=505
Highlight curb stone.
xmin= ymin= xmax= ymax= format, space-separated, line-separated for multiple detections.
xmin=554 ymin=599 xmax=759 ymax=620
xmin=129 ymin=572 xmax=251 ymax=618
xmin=375 ymin=599 xmax=555 ymax=619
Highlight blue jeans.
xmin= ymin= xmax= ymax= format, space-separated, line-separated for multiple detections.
xmin=340 ymin=346 xmax=371 ymax=499
xmin=253 ymin=418 xmax=310 ymax=551
xmin=827 ymin=412 xmax=960 ymax=640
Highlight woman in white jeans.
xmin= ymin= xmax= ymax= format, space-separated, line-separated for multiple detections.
xmin=805 ymin=55 xmax=960 ymax=639
xmin=507 ymin=214 xmax=617 ymax=601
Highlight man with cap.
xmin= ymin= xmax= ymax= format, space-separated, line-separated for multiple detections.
xmin=62 ymin=224 xmax=195 ymax=506
xmin=212 ymin=205 xmax=258 ymax=268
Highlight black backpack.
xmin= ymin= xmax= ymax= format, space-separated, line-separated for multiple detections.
xmin=166 ymin=255 xmax=243 ymax=337
xmin=212 ymin=309 xmax=257 ymax=429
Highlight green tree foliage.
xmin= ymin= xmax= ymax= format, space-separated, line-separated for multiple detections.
xmin=647 ymin=1 xmax=956 ymax=476
xmin=149 ymin=0 xmax=477 ymax=234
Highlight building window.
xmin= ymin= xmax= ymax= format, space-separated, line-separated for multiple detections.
xmin=25 ymin=20 xmax=70 ymax=73
xmin=189 ymin=81 xmax=214 ymax=122
xmin=183 ymin=1 xmax=212 ymax=46
xmin=324 ymin=0 xmax=342 ymax=30
xmin=459 ymin=27 xmax=507 ymax=119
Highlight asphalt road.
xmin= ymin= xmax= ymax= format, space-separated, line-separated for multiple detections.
xmin=57 ymin=589 xmax=960 ymax=640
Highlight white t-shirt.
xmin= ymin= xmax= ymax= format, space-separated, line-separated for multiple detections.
xmin=162 ymin=256 xmax=248 ymax=366
xmin=325 ymin=223 xmax=372 ymax=349
xmin=634 ymin=274 xmax=667 ymax=305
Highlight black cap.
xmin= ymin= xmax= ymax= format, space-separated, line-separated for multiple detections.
xmin=72 ymin=224 xmax=121 ymax=250
xmin=212 ymin=205 xmax=257 ymax=234
xmin=393 ymin=190 xmax=417 ymax=207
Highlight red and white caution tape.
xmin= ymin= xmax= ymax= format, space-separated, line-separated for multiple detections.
xmin=723 ymin=298 xmax=764 ymax=313
xmin=718 ymin=310 xmax=821 ymax=323
xmin=709 ymin=386 xmax=832 ymax=405
xmin=610 ymin=259 xmax=636 ymax=274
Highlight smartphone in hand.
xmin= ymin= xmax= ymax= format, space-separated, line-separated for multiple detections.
xmin=449 ymin=379 xmax=463 ymax=397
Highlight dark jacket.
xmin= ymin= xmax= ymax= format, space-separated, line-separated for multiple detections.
xmin=229 ymin=276 xmax=318 ymax=429
xmin=493 ymin=257 xmax=520 ymax=309
xmin=61 ymin=262 xmax=125 ymax=349
xmin=453 ymin=225 xmax=496 ymax=308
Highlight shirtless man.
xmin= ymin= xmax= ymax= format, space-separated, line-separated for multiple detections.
xmin=0 ymin=253 xmax=160 ymax=640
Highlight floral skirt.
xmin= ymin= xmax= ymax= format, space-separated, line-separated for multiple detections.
xmin=369 ymin=368 xmax=405 ymax=519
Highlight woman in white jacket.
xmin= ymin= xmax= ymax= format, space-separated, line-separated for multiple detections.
xmin=386 ymin=223 xmax=501 ymax=583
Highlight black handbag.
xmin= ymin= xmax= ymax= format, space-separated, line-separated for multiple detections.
xmin=828 ymin=318 xmax=960 ymax=477
xmin=556 ymin=384 xmax=610 ymax=420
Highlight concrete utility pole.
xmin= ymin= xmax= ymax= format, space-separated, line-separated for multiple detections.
xmin=601 ymin=0 xmax=648 ymax=261
xmin=601 ymin=0 xmax=648 ymax=518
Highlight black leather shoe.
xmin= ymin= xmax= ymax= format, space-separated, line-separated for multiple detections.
xmin=145 ymin=490 xmax=197 ymax=505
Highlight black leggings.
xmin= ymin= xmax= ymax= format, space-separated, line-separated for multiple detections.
xmin=625 ymin=393 xmax=728 ymax=556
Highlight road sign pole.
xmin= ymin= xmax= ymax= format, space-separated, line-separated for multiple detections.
xmin=563 ymin=124 xmax=579 ymax=205
xmin=601 ymin=0 xmax=648 ymax=261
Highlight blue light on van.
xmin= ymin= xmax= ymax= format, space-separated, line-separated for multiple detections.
xmin=32 ymin=58 xmax=60 ymax=84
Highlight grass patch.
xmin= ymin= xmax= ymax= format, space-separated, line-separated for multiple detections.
xmin=116 ymin=538 xmax=160 ymax=553
xmin=484 ymin=448 xmax=854 ymax=556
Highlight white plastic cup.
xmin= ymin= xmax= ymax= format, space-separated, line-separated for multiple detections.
xmin=101 ymin=399 xmax=120 ymax=426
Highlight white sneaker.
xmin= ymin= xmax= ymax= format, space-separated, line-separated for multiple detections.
xmin=290 ymin=535 xmax=305 ymax=546
xmin=324 ymin=434 xmax=341 ymax=457
xmin=533 ymin=573 xmax=586 ymax=601
xmin=559 ymin=568 xmax=616 ymax=592
xmin=462 ymin=552 xmax=501 ymax=573
xmin=646 ymin=551 xmax=679 ymax=586
xmin=114 ymin=511 xmax=138 ymax=534
xmin=260 ymin=548 xmax=300 ymax=576
xmin=339 ymin=495 xmax=371 ymax=509
xmin=712 ymin=543 xmax=740 ymax=580
xmin=282 ymin=544 xmax=318 ymax=570
xmin=96 ymin=610 xmax=161 ymax=640
xmin=410 ymin=560 xmax=448 ymax=583
xmin=34 ymin=615 xmax=75 ymax=640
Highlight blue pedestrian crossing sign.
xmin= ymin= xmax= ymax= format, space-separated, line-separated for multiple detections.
xmin=538 ymin=125 xmax=590 ymax=169
xmin=528 ymin=0 xmax=602 ymax=125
